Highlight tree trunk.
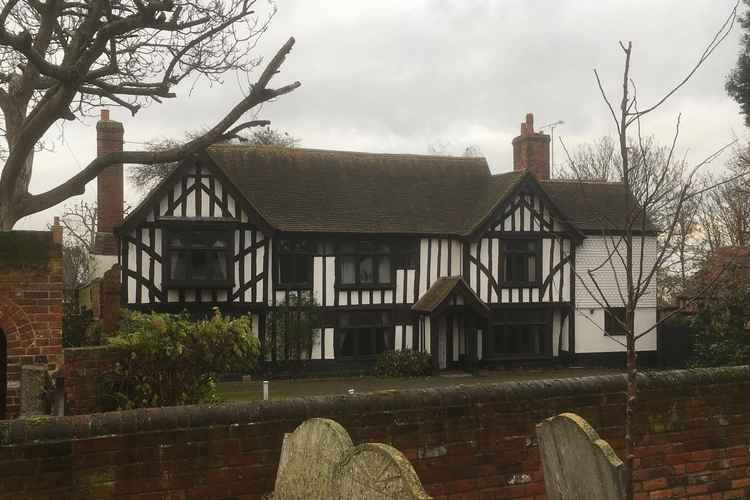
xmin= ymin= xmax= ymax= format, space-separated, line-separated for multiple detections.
xmin=624 ymin=317 xmax=637 ymax=500
xmin=0 ymin=197 xmax=21 ymax=231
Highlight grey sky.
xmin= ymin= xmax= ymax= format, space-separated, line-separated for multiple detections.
xmin=16 ymin=0 xmax=747 ymax=230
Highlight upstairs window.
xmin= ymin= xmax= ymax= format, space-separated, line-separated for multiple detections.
xmin=337 ymin=241 xmax=393 ymax=287
xmin=335 ymin=311 xmax=393 ymax=359
xmin=605 ymin=307 xmax=628 ymax=336
xmin=502 ymin=239 xmax=540 ymax=285
xmin=165 ymin=228 xmax=233 ymax=287
xmin=277 ymin=239 xmax=314 ymax=288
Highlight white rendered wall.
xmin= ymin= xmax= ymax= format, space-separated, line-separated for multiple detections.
xmin=575 ymin=306 xmax=657 ymax=353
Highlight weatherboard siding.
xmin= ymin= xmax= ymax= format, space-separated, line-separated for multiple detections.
xmin=575 ymin=235 xmax=658 ymax=308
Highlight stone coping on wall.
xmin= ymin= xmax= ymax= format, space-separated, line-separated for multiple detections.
xmin=1 ymin=366 xmax=748 ymax=446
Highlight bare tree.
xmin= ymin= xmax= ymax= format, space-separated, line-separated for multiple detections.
xmin=561 ymin=5 xmax=739 ymax=498
xmin=427 ymin=140 xmax=482 ymax=157
xmin=0 ymin=0 xmax=300 ymax=230
xmin=561 ymin=136 xmax=705 ymax=303
xmin=59 ymin=200 xmax=97 ymax=251
xmin=130 ymin=126 xmax=300 ymax=191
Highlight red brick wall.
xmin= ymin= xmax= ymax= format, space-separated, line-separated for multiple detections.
xmin=0 ymin=231 xmax=63 ymax=419
xmin=0 ymin=367 xmax=749 ymax=500
xmin=62 ymin=346 xmax=119 ymax=416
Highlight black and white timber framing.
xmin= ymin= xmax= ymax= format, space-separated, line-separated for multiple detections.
xmin=117 ymin=146 xmax=659 ymax=369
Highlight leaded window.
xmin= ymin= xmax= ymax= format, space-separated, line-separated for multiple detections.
xmin=337 ymin=241 xmax=393 ymax=287
xmin=335 ymin=311 xmax=393 ymax=359
xmin=164 ymin=228 xmax=233 ymax=287
xmin=502 ymin=239 xmax=540 ymax=285
xmin=488 ymin=309 xmax=549 ymax=357
xmin=277 ymin=239 xmax=314 ymax=288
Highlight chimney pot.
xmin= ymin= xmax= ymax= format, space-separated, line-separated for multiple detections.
xmin=100 ymin=109 xmax=110 ymax=121
xmin=51 ymin=217 xmax=63 ymax=245
xmin=511 ymin=112 xmax=550 ymax=180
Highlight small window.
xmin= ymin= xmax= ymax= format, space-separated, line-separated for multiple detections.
xmin=337 ymin=241 xmax=393 ymax=287
xmin=335 ymin=311 xmax=393 ymax=359
xmin=164 ymin=228 xmax=233 ymax=287
xmin=277 ymin=239 xmax=314 ymax=288
xmin=605 ymin=308 xmax=628 ymax=336
xmin=502 ymin=239 xmax=539 ymax=285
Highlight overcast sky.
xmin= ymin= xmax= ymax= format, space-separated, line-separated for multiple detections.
xmin=15 ymin=0 xmax=748 ymax=230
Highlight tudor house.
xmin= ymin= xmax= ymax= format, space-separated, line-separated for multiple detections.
xmin=90 ymin=111 xmax=659 ymax=369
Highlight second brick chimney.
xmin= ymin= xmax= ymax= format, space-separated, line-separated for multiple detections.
xmin=512 ymin=113 xmax=550 ymax=180
xmin=93 ymin=109 xmax=124 ymax=258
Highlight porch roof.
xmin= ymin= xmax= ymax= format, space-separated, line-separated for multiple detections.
xmin=412 ymin=276 xmax=489 ymax=318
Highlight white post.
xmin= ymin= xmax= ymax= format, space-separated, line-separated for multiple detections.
xmin=263 ymin=380 xmax=269 ymax=401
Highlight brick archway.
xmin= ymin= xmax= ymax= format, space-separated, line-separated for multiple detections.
xmin=0 ymin=299 xmax=37 ymax=419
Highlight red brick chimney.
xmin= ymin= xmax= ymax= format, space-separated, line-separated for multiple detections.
xmin=511 ymin=113 xmax=550 ymax=180
xmin=93 ymin=109 xmax=124 ymax=256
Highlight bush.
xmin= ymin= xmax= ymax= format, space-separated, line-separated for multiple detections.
xmin=97 ymin=308 xmax=259 ymax=410
xmin=688 ymin=266 xmax=750 ymax=368
xmin=374 ymin=349 xmax=433 ymax=377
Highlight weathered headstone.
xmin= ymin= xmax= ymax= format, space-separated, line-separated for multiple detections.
xmin=20 ymin=365 xmax=50 ymax=416
xmin=332 ymin=443 xmax=432 ymax=500
xmin=270 ymin=418 xmax=431 ymax=500
xmin=536 ymin=412 xmax=625 ymax=500
xmin=273 ymin=418 xmax=353 ymax=499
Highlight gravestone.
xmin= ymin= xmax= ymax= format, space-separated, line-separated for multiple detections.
xmin=273 ymin=418 xmax=353 ymax=499
xmin=271 ymin=418 xmax=431 ymax=500
xmin=536 ymin=412 xmax=626 ymax=500
xmin=333 ymin=443 xmax=432 ymax=500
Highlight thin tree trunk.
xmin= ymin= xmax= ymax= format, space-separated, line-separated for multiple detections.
xmin=624 ymin=320 xmax=637 ymax=500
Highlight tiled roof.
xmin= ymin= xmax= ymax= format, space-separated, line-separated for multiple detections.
xmin=541 ymin=180 xmax=658 ymax=233
xmin=199 ymin=145 xmax=654 ymax=236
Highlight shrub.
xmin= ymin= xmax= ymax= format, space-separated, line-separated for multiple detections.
xmin=375 ymin=349 xmax=433 ymax=377
xmin=688 ymin=265 xmax=750 ymax=368
xmin=97 ymin=308 xmax=259 ymax=410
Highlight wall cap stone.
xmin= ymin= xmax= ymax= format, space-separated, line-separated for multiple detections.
xmin=1 ymin=366 xmax=748 ymax=446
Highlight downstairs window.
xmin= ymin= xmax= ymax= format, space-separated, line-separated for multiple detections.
xmin=488 ymin=308 xmax=549 ymax=357
xmin=335 ymin=311 xmax=393 ymax=359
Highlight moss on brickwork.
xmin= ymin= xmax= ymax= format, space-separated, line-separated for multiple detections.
xmin=0 ymin=230 xmax=53 ymax=267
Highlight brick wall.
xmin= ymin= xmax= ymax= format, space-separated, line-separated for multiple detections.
xmin=0 ymin=367 xmax=749 ymax=500
xmin=62 ymin=346 xmax=119 ymax=416
xmin=0 ymin=230 xmax=64 ymax=419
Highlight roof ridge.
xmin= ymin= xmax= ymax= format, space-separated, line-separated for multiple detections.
xmin=541 ymin=178 xmax=624 ymax=185
xmin=207 ymin=143 xmax=489 ymax=163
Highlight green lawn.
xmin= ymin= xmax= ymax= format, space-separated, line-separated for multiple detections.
xmin=217 ymin=368 xmax=622 ymax=402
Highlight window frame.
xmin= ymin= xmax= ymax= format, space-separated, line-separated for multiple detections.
xmin=500 ymin=237 xmax=542 ymax=287
xmin=334 ymin=310 xmax=394 ymax=360
xmin=335 ymin=240 xmax=396 ymax=289
xmin=162 ymin=225 xmax=235 ymax=288
xmin=604 ymin=307 xmax=628 ymax=336
xmin=487 ymin=308 xmax=551 ymax=359
xmin=275 ymin=238 xmax=315 ymax=289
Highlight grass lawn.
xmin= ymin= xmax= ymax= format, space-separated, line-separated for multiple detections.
xmin=217 ymin=368 xmax=623 ymax=402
